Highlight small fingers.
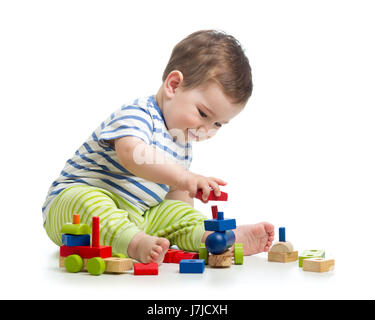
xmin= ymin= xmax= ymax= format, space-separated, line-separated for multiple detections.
xmin=208 ymin=177 xmax=227 ymax=186
xmin=208 ymin=180 xmax=221 ymax=197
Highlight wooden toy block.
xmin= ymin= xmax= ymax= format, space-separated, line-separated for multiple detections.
xmin=172 ymin=251 xmax=198 ymax=263
xmin=299 ymin=250 xmax=325 ymax=267
xmin=269 ymin=241 xmax=294 ymax=253
xmin=302 ymin=258 xmax=335 ymax=272
xmin=199 ymin=244 xmax=208 ymax=264
xmin=60 ymin=245 xmax=112 ymax=259
xmin=92 ymin=216 xmax=100 ymax=247
xmin=60 ymin=223 xmax=90 ymax=235
xmin=103 ymin=257 xmax=133 ymax=273
xmin=133 ymin=263 xmax=158 ymax=275
xmin=234 ymin=243 xmax=244 ymax=265
xmin=179 ymin=259 xmax=205 ymax=273
xmin=73 ymin=214 xmax=80 ymax=225
xmin=62 ymin=234 xmax=90 ymax=247
xmin=195 ymin=189 xmax=228 ymax=202
xmin=204 ymin=217 xmax=236 ymax=232
xmin=279 ymin=227 xmax=286 ymax=242
xmin=268 ymin=251 xmax=298 ymax=263
xmin=211 ymin=205 xmax=218 ymax=219
xmin=163 ymin=249 xmax=184 ymax=263
xmin=208 ymin=250 xmax=233 ymax=268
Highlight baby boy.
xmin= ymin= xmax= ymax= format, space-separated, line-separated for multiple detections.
xmin=42 ymin=30 xmax=274 ymax=264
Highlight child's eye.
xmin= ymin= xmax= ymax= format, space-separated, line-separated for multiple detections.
xmin=198 ymin=109 xmax=207 ymax=118
xmin=214 ymin=122 xmax=222 ymax=128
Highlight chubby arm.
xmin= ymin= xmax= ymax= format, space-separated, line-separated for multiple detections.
xmin=114 ymin=136 xmax=226 ymax=201
xmin=114 ymin=136 xmax=186 ymax=187
xmin=165 ymin=187 xmax=194 ymax=207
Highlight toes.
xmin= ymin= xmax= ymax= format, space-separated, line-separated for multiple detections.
xmin=265 ymin=223 xmax=275 ymax=234
xmin=157 ymin=238 xmax=170 ymax=251
xmin=151 ymin=250 xmax=160 ymax=260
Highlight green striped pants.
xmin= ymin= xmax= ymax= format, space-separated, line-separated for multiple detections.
xmin=44 ymin=185 xmax=208 ymax=256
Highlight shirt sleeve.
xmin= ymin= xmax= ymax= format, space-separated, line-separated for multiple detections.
xmin=98 ymin=105 xmax=154 ymax=147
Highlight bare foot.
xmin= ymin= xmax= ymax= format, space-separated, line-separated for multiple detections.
xmin=127 ymin=232 xmax=170 ymax=264
xmin=234 ymin=223 xmax=274 ymax=255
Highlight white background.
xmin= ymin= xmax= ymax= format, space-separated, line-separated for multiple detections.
xmin=0 ymin=0 xmax=374 ymax=300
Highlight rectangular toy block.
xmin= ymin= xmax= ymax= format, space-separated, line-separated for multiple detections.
xmin=60 ymin=245 xmax=112 ymax=259
xmin=103 ymin=257 xmax=133 ymax=273
xmin=92 ymin=216 xmax=100 ymax=247
xmin=179 ymin=259 xmax=205 ymax=273
xmin=298 ymin=250 xmax=325 ymax=267
xmin=163 ymin=249 xmax=184 ymax=263
xmin=302 ymin=258 xmax=335 ymax=273
xmin=134 ymin=263 xmax=158 ymax=275
xmin=195 ymin=190 xmax=228 ymax=202
xmin=211 ymin=205 xmax=218 ymax=219
xmin=268 ymin=251 xmax=298 ymax=263
xmin=62 ymin=234 xmax=90 ymax=247
xmin=204 ymin=218 xmax=236 ymax=232
xmin=172 ymin=251 xmax=198 ymax=263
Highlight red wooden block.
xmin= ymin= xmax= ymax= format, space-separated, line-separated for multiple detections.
xmin=60 ymin=245 xmax=112 ymax=259
xmin=195 ymin=190 xmax=228 ymax=202
xmin=211 ymin=205 xmax=218 ymax=219
xmin=190 ymin=253 xmax=199 ymax=259
xmin=134 ymin=263 xmax=158 ymax=275
xmin=163 ymin=249 xmax=184 ymax=263
xmin=172 ymin=252 xmax=198 ymax=263
xmin=92 ymin=216 xmax=100 ymax=247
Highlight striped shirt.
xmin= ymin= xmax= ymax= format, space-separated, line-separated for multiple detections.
xmin=42 ymin=95 xmax=193 ymax=223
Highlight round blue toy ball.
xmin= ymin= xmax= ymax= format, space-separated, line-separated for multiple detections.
xmin=205 ymin=230 xmax=235 ymax=255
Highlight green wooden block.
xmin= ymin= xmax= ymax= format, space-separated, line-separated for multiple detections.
xmin=234 ymin=245 xmax=243 ymax=265
xmin=60 ymin=223 xmax=90 ymax=235
xmin=199 ymin=243 xmax=208 ymax=265
xmin=299 ymin=250 xmax=325 ymax=267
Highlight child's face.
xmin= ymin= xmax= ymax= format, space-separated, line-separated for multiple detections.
xmin=160 ymin=76 xmax=244 ymax=143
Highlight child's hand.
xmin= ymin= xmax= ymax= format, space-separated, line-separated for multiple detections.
xmin=175 ymin=171 xmax=227 ymax=203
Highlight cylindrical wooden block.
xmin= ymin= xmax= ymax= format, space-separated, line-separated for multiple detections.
xmin=73 ymin=214 xmax=80 ymax=225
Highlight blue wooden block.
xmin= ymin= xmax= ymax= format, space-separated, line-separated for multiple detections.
xmin=204 ymin=218 xmax=236 ymax=232
xmin=279 ymin=227 xmax=286 ymax=242
xmin=179 ymin=259 xmax=205 ymax=273
xmin=62 ymin=234 xmax=90 ymax=247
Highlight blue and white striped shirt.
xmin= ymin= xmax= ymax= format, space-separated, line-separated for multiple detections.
xmin=42 ymin=95 xmax=192 ymax=223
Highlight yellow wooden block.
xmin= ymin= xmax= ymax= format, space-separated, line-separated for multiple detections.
xmin=268 ymin=250 xmax=298 ymax=263
xmin=208 ymin=251 xmax=233 ymax=268
xmin=302 ymin=258 xmax=335 ymax=272
xmin=270 ymin=241 xmax=294 ymax=253
xmin=103 ymin=257 xmax=133 ymax=273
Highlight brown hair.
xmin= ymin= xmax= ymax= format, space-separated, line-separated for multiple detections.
xmin=162 ymin=30 xmax=253 ymax=105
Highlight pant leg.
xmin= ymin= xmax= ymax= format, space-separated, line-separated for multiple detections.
xmin=140 ymin=200 xmax=208 ymax=252
xmin=44 ymin=185 xmax=144 ymax=256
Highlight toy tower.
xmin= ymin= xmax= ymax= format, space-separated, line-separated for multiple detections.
xmin=196 ymin=190 xmax=244 ymax=267
xmin=268 ymin=227 xmax=298 ymax=263
xmin=59 ymin=215 xmax=132 ymax=275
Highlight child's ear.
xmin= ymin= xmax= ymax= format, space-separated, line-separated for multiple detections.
xmin=164 ymin=70 xmax=184 ymax=98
